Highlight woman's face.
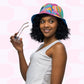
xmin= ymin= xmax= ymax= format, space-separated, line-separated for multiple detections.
xmin=40 ymin=15 xmax=58 ymax=38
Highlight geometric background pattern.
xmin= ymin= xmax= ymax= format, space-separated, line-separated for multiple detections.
xmin=0 ymin=0 xmax=84 ymax=84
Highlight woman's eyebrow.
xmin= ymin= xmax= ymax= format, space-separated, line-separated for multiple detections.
xmin=48 ymin=17 xmax=56 ymax=20
xmin=48 ymin=18 xmax=55 ymax=20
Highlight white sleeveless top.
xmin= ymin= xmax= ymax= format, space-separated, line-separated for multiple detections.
xmin=26 ymin=40 xmax=61 ymax=84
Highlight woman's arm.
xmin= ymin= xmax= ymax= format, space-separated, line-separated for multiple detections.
xmin=10 ymin=33 xmax=29 ymax=81
xmin=51 ymin=42 xmax=67 ymax=84
xmin=17 ymin=50 xmax=29 ymax=81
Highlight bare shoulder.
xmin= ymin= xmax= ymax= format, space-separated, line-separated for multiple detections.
xmin=51 ymin=42 xmax=67 ymax=58
xmin=54 ymin=42 xmax=65 ymax=49
xmin=51 ymin=42 xmax=66 ymax=52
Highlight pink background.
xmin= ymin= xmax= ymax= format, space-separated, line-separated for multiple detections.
xmin=0 ymin=0 xmax=84 ymax=84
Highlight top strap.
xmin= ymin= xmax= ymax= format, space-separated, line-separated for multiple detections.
xmin=36 ymin=40 xmax=61 ymax=52
xmin=44 ymin=40 xmax=61 ymax=51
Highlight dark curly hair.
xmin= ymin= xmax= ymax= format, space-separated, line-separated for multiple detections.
xmin=30 ymin=14 xmax=70 ymax=42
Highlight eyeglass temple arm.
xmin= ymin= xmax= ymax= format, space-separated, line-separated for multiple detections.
xmin=16 ymin=22 xmax=29 ymax=37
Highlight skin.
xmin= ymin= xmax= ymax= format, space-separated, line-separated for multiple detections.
xmin=10 ymin=15 xmax=67 ymax=84
xmin=40 ymin=15 xmax=58 ymax=45
xmin=40 ymin=15 xmax=67 ymax=84
xmin=10 ymin=33 xmax=28 ymax=81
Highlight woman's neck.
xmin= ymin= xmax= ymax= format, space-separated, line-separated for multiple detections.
xmin=43 ymin=37 xmax=58 ymax=46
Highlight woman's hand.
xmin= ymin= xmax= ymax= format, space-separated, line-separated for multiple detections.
xmin=10 ymin=33 xmax=23 ymax=52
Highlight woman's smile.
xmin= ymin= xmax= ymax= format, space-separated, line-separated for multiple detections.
xmin=43 ymin=29 xmax=52 ymax=33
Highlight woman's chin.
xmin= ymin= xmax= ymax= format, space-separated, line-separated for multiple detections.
xmin=44 ymin=35 xmax=52 ymax=38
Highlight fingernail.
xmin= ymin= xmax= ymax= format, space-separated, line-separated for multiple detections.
xmin=20 ymin=38 xmax=22 ymax=41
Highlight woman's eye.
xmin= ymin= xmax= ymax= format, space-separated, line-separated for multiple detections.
xmin=49 ymin=20 xmax=54 ymax=23
xmin=40 ymin=20 xmax=45 ymax=24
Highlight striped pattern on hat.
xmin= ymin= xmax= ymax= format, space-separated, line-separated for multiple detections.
xmin=39 ymin=3 xmax=64 ymax=19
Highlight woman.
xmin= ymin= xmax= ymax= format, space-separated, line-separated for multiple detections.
xmin=10 ymin=3 xmax=70 ymax=84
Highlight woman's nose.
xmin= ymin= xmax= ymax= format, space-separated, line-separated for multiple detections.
xmin=44 ymin=22 xmax=49 ymax=27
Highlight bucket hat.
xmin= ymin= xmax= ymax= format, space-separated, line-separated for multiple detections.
xmin=31 ymin=3 xmax=66 ymax=24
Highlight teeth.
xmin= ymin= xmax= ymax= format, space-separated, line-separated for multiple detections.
xmin=44 ymin=29 xmax=50 ymax=32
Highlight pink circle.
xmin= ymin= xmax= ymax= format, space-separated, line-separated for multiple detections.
xmin=37 ymin=0 xmax=51 ymax=5
xmin=8 ymin=0 xmax=23 ymax=6
xmin=65 ymin=78 xmax=80 ymax=84
xmin=0 ymin=35 xmax=12 ymax=49
xmin=7 ymin=20 xmax=26 ymax=33
xmin=0 ymin=6 xmax=14 ymax=20
xmin=24 ymin=34 xmax=40 ymax=49
xmin=8 ymin=49 xmax=18 ymax=63
xmin=65 ymin=0 xmax=81 ymax=6
xmin=0 ymin=64 xmax=14 ymax=78
xmin=68 ymin=49 xmax=80 ymax=63
xmin=7 ymin=78 xmax=24 ymax=84
xmin=70 ymin=20 xmax=81 ymax=35
xmin=62 ymin=6 xmax=71 ymax=20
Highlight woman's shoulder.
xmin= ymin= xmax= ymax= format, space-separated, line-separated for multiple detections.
xmin=51 ymin=42 xmax=66 ymax=55
xmin=54 ymin=42 xmax=65 ymax=49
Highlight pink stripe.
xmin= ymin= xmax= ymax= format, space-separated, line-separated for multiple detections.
xmin=53 ymin=10 xmax=60 ymax=16
xmin=39 ymin=10 xmax=60 ymax=17
xmin=39 ymin=11 xmax=61 ymax=18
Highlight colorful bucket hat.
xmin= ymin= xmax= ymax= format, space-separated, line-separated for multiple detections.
xmin=31 ymin=3 xmax=66 ymax=24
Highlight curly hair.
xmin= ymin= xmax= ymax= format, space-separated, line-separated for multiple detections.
xmin=30 ymin=14 xmax=70 ymax=42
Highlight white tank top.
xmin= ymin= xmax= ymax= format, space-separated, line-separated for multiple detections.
xmin=26 ymin=40 xmax=61 ymax=84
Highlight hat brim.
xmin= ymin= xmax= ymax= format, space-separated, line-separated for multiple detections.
xmin=31 ymin=14 xmax=40 ymax=23
xmin=31 ymin=13 xmax=67 ymax=25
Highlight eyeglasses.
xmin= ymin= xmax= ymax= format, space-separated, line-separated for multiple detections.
xmin=14 ymin=22 xmax=29 ymax=40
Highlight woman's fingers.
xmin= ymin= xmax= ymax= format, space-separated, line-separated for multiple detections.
xmin=10 ymin=32 xmax=18 ymax=41
xmin=20 ymin=38 xmax=22 ymax=41
xmin=10 ymin=36 xmax=13 ymax=39
xmin=14 ymin=32 xmax=18 ymax=38
xmin=10 ymin=33 xmax=23 ymax=51
xmin=10 ymin=32 xmax=18 ymax=39
xmin=10 ymin=33 xmax=23 ymax=44
xmin=10 ymin=36 xmax=14 ymax=42
xmin=10 ymin=35 xmax=17 ymax=43
xmin=14 ymin=32 xmax=18 ymax=36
